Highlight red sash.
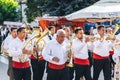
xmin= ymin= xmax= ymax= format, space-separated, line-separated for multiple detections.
xmin=30 ymin=55 xmax=44 ymax=60
xmin=93 ymin=53 xmax=109 ymax=59
xmin=13 ymin=61 xmax=30 ymax=68
xmin=109 ymin=51 xmax=114 ymax=56
xmin=48 ymin=62 xmax=65 ymax=70
xmin=74 ymin=58 xmax=89 ymax=65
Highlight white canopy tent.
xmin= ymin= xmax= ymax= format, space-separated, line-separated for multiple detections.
xmin=65 ymin=0 xmax=120 ymax=21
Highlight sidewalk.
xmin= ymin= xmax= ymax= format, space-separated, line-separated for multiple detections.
xmin=0 ymin=54 xmax=8 ymax=64
xmin=0 ymin=55 xmax=9 ymax=80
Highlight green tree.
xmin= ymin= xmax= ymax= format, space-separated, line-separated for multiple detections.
xmin=26 ymin=0 xmax=99 ymax=22
xmin=43 ymin=0 xmax=99 ymax=16
xmin=0 ymin=0 xmax=18 ymax=24
xmin=25 ymin=0 xmax=47 ymax=23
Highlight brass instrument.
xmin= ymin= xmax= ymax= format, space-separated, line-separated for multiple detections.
xmin=113 ymin=24 xmax=120 ymax=36
xmin=1 ymin=41 xmax=9 ymax=56
xmin=19 ymin=28 xmax=41 ymax=63
xmin=19 ymin=39 xmax=33 ymax=63
xmin=112 ymin=24 xmax=120 ymax=50
xmin=66 ymin=34 xmax=75 ymax=67
xmin=23 ymin=21 xmax=32 ymax=34
xmin=66 ymin=42 xmax=73 ymax=67
xmin=84 ymin=35 xmax=100 ymax=42
xmin=33 ymin=39 xmax=46 ymax=59
xmin=19 ymin=54 xmax=30 ymax=63
xmin=33 ymin=28 xmax=49 ymax=59
xmin=22 ymin=28 xmax=41 ymax=49
xmin=35 ymin=28 xmax=49 ymax=45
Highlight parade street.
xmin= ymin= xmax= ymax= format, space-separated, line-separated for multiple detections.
xmin=0 ymin=55 xmax=114 ymax=80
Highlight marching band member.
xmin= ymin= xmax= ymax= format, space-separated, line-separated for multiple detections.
xmin=91 ymin=26 xmax=113 ymax=80
xmin=63 ymin=27 xmax=74 ymax=80
xmin=93 ymin=23 xmax=99 ymax=35
xmin=43 ymin=26 xmax=56 ymax=73
xmin=42 ymin=29 xmax=69 ymax=80
xmin=112 ymin=43 xmax=120 ymax=64
xmin=106 ymin=27 xmax=115 ymax=77
xmin=30 ymin=27 xmax=46 ymax=80
xmin=3 ymin=27 xmax=17 ymax=80
xmin=8 ymin=27 xmax=32 ymax=80
xmin=112 ymin=42 xmax=120 ymax=80
xmin=72 ymin=27 xmax=92 ymax=80
xmin=43 ymin=26 xmax=55 ymax=43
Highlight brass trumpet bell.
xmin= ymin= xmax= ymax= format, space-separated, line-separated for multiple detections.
xmin=66 ymin=60 xmax=74 ymax=67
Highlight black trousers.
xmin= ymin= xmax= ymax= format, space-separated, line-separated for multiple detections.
xmin=93 ymin=58 xmax=112 ymax=80
xmin=67 ymin=67 xmax=74 ymax=80
xmin=66 ymin=60 xmax=74 ymax=80
xmin=31 ymin=59 xmax=46 ymax=80
xmin=88 ymin=51 xmax=93 ymax=67
xmin=13 ymin=67 xmax=31 ymax=80
xmin=74 ymin=64 xmax=92 ymax=80
xmin=47 ymin=67 xmax=70 ymax=80
xmin=7 ymin=57 xmax=14 ymax=80
xmin=109 ymin=55 xmax=115 ymax=77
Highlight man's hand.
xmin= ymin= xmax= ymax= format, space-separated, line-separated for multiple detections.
xmin=52 ymin=57 xmax=60 ymax=62
xmin=85 ymin=37 xmax=90 ymax=43
xmin=22 ymin=48 xmax=32 ymax=55
xmin=33 ymin=47 xmax=38 ymax=52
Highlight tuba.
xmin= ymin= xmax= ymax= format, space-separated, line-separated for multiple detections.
xmin=23 ymin=21 xmax=32 ymax=34
xmin=19 ymin=28 xmax=40 ymax=63
xmin=22 ymin=28 xmax=41 ymax=49
xmin=33 ymin=28 xmax=49 ymax=59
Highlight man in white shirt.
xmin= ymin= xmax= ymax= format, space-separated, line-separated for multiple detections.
xmin=30 ymin=27 xmax=46 ymax=80
xmin=63 ymin=27 xmax=75 ymax=80
xmin=72 ymin=27 xmax=92 ymax=80
xmin=8 ymin=27 xmax=32 ymax=80
xmin=3 ymin=27 xmax=17 ymax=80
xmin=43 ymin=26 xmax=55 ymax=43
xmin=91 ymin=26 xmax=113 ymax=80
xmin=43 ymin=26 xmax=56 ymax=73
xmin=42 ymin=29 xmax=69 ymax=80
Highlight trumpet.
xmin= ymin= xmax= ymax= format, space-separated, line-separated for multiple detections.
xmin=66 ymin=42 xmax=74 ymax=67
xmin=84 ymin=35 xmax=104 ymax=42
xmin=66 ymin=34 xmax=75 ymax=67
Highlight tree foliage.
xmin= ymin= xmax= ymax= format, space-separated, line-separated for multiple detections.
xmin=0 ymin=0 xmax=19 ymax=24
xmin=26 ymin=0 xmax=99 ymax=22
xmin=43 ymin=0 xmax=99 ymax=16
xmin=25 ymin=0 xmax=47 ymax=22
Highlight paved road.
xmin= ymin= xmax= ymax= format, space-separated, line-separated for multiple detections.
xmin=0 ymin=55 xmax=114 ymax=80
xmin=0 ymin=55 xmax=9 ymax=80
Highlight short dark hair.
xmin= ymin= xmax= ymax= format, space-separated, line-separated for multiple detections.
xmin=74 ymin=27 xmax=83 ymax=34
xmin=48 ymin=26 xmax=54 ymax=30
xmin=11 ymin=27 xmax=17 ymax=32
xmin=17 ymin=27 xmax=25 ymax=33
xmin=97 ymin=25 xmax=104 ymax=30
